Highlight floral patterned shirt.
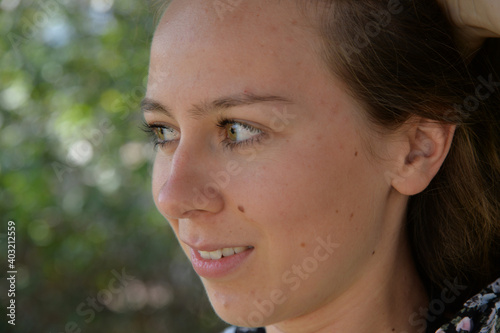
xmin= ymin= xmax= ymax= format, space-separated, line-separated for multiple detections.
xmin=435 ymin=278 xmax=500 ymax=333
xmin=223 ymin=277 xmax=500 ymax=333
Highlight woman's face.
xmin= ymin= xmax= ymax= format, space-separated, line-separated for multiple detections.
xmin=145 ymin=0 xmax=405 ymax=327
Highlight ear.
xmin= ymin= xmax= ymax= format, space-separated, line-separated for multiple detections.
xmin=389 ymin=119 xmax=456 ymax=196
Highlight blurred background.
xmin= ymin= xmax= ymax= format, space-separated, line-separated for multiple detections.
xmin=0 ymin=0 xmax=227 ymax=332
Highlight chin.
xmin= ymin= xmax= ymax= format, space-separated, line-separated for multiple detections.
xmin=206 ymin=289 xmax=280 ymax=328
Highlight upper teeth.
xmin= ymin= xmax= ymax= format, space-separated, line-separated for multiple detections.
xmin=199 ymin=246 xmax=251 ymax=260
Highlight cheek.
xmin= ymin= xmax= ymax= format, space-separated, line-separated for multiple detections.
xmin=151 ymin=157 xmax=164 ymax=207
xmin=230 ymin=121 xmax=386 ymax=275
xmin=151 ymin=154 xmax=173 ymax=219
xmin=238 ymin=127 xmax=379 ymax=227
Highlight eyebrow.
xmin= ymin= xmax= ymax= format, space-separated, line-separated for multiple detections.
xmin=141 ymin=93 xmax=292 ymax=118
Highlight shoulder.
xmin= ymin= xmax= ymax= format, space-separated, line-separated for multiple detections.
xmin=434 ymin=277 xmax=500 ymax=333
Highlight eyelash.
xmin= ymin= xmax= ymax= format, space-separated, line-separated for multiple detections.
xmin=141 ymin=118 xmax=265 ymax=151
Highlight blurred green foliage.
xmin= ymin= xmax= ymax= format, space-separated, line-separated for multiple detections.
xmin=0 ymin=0 xmax=226 ymax=332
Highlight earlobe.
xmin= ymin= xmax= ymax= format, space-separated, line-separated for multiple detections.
xmin=390 ymin=120 xmax=456 ymax=196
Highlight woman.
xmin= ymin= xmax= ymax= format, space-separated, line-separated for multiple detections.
xmin=142 ymin=0 xmax=500 ymax=332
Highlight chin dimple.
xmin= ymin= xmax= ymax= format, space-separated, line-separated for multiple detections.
xmin=199 ymin=246 xmax=252 ymax=260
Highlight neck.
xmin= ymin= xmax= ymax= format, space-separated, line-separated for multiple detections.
xmin=266 ymin=222 xmax=429 ymax=333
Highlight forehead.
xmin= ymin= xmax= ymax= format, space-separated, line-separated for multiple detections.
xmin=148 ymin=0 xmax=326 ymax=99
xmin=154 ymin=0 xmax=314 ymax=49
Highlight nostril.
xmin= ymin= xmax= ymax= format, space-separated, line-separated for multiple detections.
xmin=180 ymin=210 xmax=205 ymax=220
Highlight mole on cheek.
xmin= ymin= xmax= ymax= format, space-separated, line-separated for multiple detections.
xmin=238 ymin=205 xmax=245 ymax=213
xmin=300 ymin=242 xmax=306 ymax=248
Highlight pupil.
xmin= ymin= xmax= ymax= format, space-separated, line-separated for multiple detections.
xmin=228 ymin=124 xmax=238 ymax=141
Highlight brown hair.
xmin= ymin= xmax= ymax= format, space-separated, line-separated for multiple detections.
xmin=308 ymin=0 xmax=500 ymax=316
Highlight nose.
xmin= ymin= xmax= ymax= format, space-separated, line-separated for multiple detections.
xmin=154 ymin=142 xmax=225 ymax=220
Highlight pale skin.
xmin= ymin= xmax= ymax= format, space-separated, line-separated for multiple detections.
xmin=144 ymin=1 xmax=456 ymax=332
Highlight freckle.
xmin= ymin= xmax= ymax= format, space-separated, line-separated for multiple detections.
xmin=392 ymin=329 xmax=395 ymax=332
xmin=354 ymin=151 xmax=358 ymax=157
xmin=300 ymin=242 xmax=306 ymax=248
xmin=350 ymin=213 xmax=354 ymax=220
xmin=238 ymin=206 xmax=245 ymax=213
xmin=372 ymin=251 xmax=376 ymax=255
xmin=336 ymin=210 xmax=339 ymax=214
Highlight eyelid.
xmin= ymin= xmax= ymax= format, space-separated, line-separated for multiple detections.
xmin=215 ymin=114 xmax=267 ymax=131
xmin=216 ymin=118 xmax=264 ymax=135
xmin=144 ymin=119 xmax=180 ymax=131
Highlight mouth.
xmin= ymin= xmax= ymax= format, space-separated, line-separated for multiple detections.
xmin=198 ymin=246 xmax=254 ymax=260
xmin=188 ymin=244 xmax=255 ymax=279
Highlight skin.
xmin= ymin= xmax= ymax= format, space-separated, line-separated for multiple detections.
xmin=144 ymin=1 xmax=455 ymax=332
